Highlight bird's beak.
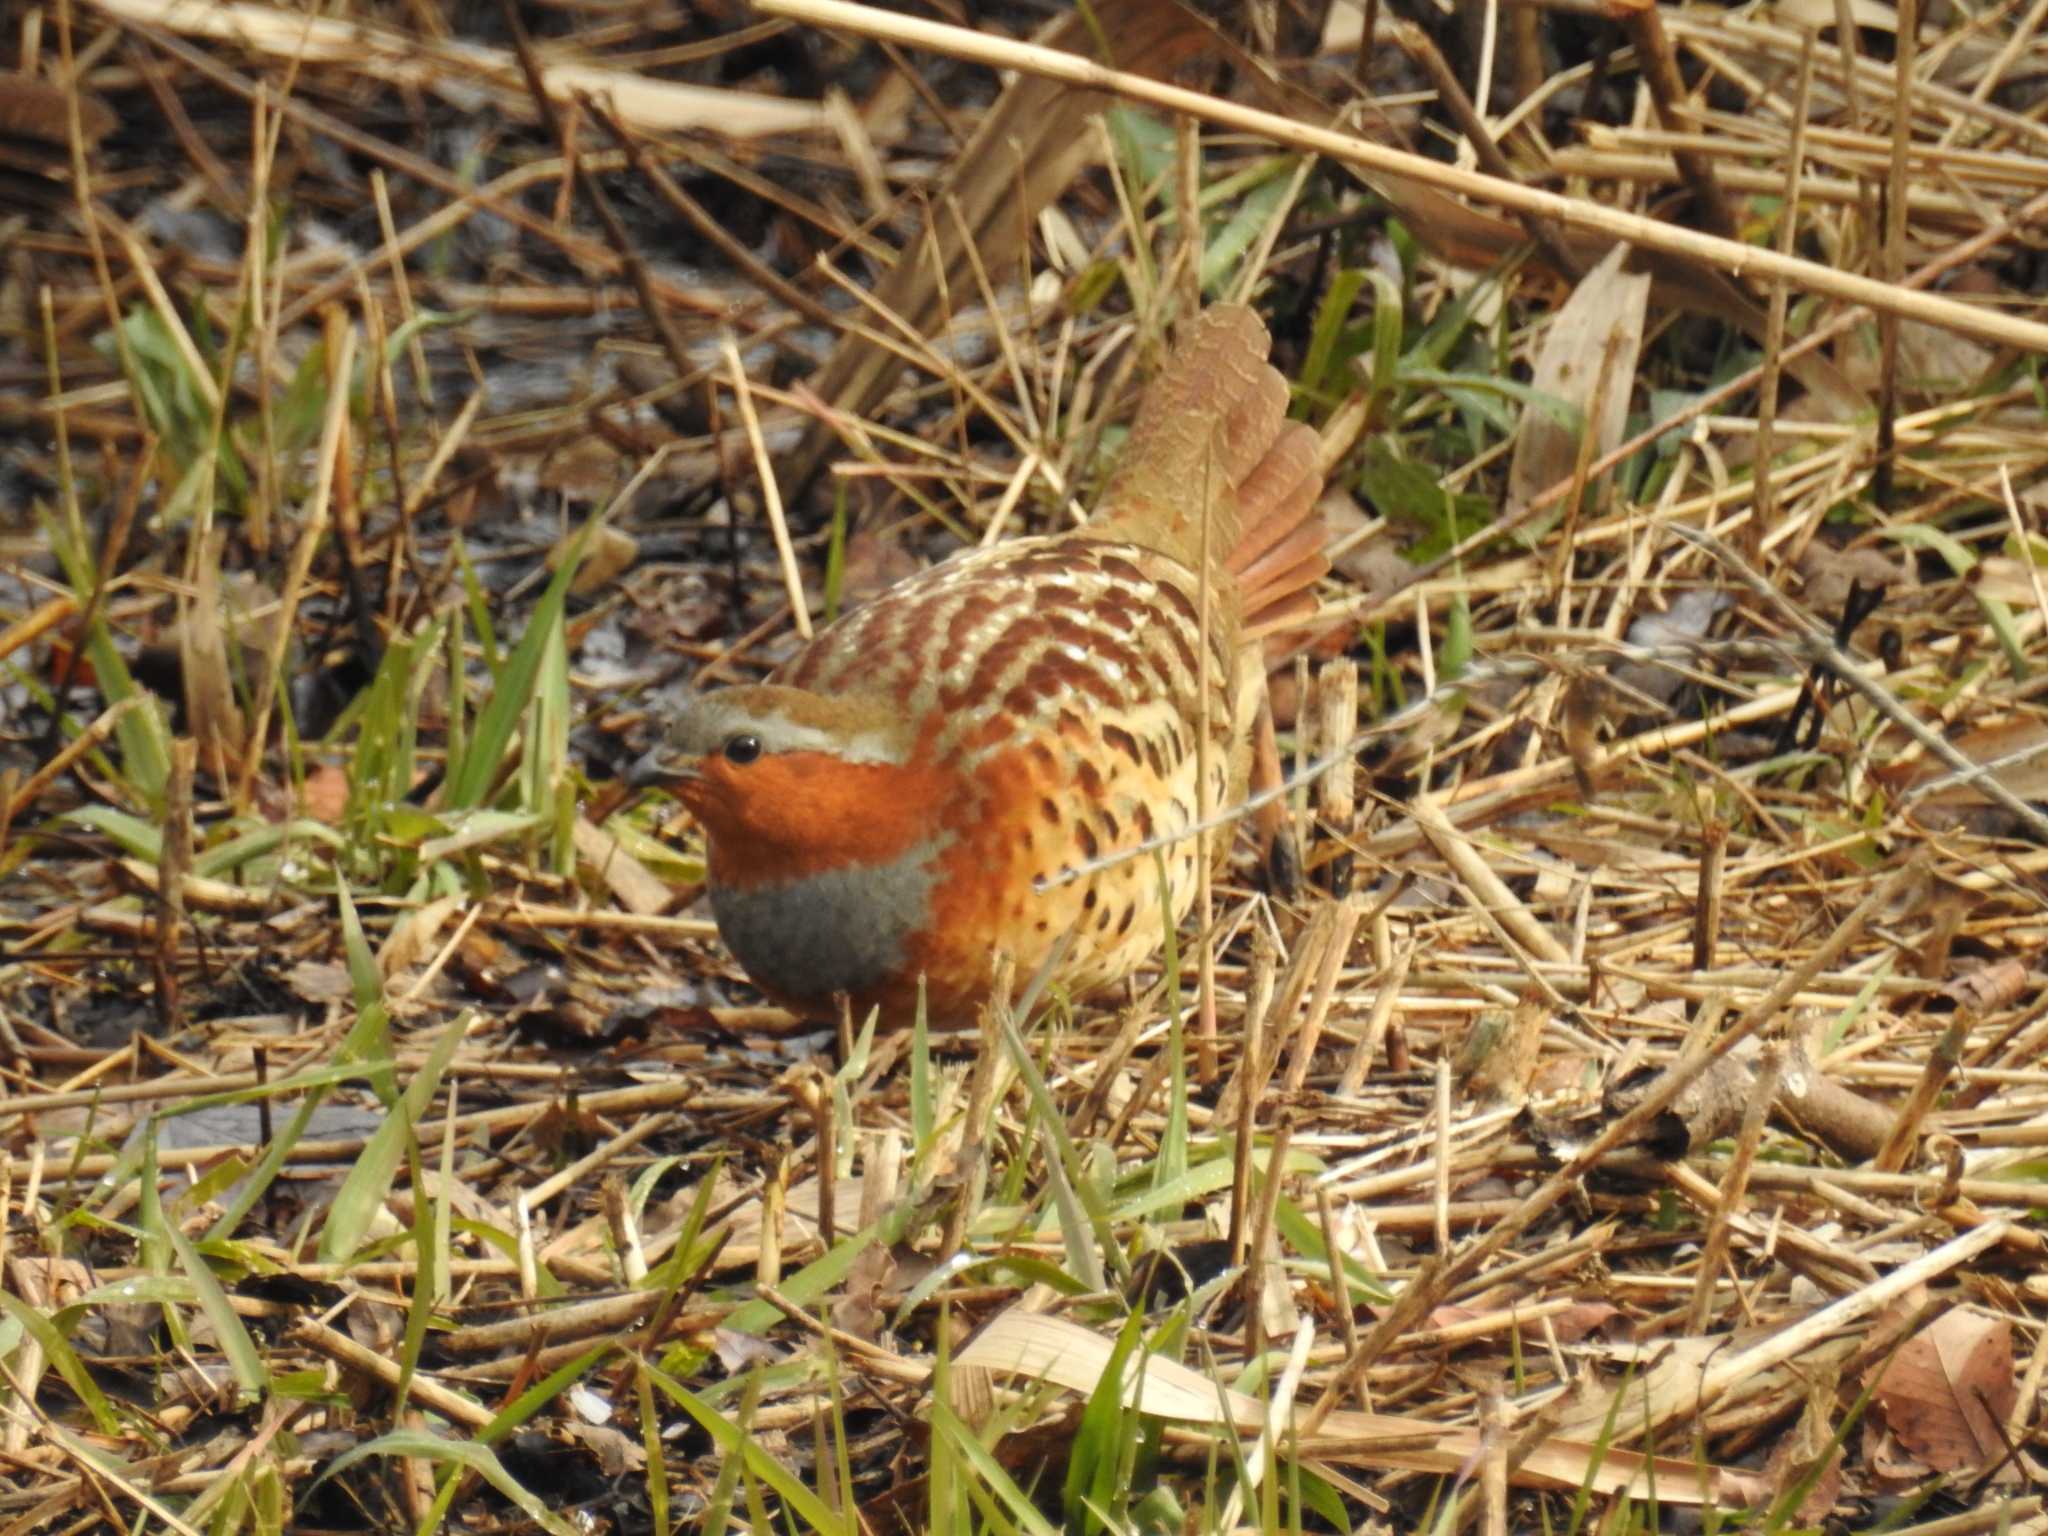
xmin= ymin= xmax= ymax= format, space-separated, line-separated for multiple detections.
xmin=626 ymin=745 xmax=704 ymax=791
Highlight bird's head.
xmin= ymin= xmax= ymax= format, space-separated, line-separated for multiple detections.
xmin=628 ymin=685 xmax=939 ymax=880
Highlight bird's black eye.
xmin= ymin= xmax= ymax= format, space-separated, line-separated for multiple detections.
xmin=722 ymin=733 xmax=762 ymax=765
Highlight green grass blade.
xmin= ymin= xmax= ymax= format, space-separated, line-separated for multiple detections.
xmin=316 ymin=1009 xmax=471 ymax=1264
xmin=648 ymin=1371 xmax=850 ymax=1536
xmin=309 ymin=1428 xmax=579 ymax=1536
xmin=931 ymin=1397 xmax=1062 ymax=1536
xmin=445 ymin=515 xmax=598 ymax=809
xmin=0 ymin=1290 xmax=120 ymax=1435
xmin=165 ymin=1215 xmax=266 ymax=1405
xmin=722 ymin=1219 xmax=889 ymax=1336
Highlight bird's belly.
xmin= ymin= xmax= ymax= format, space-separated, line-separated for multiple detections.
xmin=709 ymin=839 xmax=943 ymax=1017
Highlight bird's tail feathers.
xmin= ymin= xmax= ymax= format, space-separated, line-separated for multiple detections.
xmin=1093 ymin=305 xmax=1328 ymax=635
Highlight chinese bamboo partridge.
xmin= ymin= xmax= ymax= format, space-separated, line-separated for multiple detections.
xmin=631 ymin=306 xmax=1326 ymax=1024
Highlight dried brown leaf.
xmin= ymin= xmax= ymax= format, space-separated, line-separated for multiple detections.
xmin=1871 ymin=1306 xmax=2017 ymax=1475
xmin=1506 ymin=244 xmax=1649 ymax=519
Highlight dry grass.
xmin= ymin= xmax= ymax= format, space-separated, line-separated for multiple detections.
xmin=4 ymin=0 xmax=2048 ymax=1531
